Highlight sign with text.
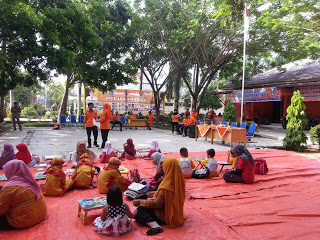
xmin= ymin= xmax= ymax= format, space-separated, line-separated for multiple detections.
xmin=231 ymin=87 xmax=281 ymax=103
xmin=296 ymin=85 xmax=320 ymax=102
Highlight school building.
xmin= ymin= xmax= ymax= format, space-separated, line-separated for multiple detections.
xmin=223 ymin=59 xmax=320 ymax=123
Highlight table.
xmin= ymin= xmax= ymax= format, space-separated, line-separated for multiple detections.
xmin=195 ymin=125 xmax=246 ymax=147
xmin=77 ymin=196 xmax=107 ymax=225
xmin=217 ymin=161 xmax=233 ymax=172
xmin=127 ymin=119 xmax=148 ymax=127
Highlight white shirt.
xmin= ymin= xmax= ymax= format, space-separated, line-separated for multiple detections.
xmin=179 ymin=158 xmax=193 ymax=175
xmin=207 ymin=158 xmax=218 ymax=173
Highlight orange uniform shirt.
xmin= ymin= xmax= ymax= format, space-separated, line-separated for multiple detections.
xmin=129 ymin=114 xmax=137 ymax=120
xmin=148 ymin=114 xmax=155 ymax=122
xmin=84 ymin=110 xmax=97 ymax=127
xmin=98 ymin=110 xmax=111 ymax=129
xmin=182 ymin=118 xmax=195 ymax=126
xmin=171 ymin=114 xmax=179 ymax=123
xmin=191 ymin=111 xmax=198 ymax=120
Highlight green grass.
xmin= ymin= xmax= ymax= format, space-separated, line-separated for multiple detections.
xmin=153 ymin=124 xmax=171 ymax=130
xmin=22 ymin=122 xmax=55 ymax=127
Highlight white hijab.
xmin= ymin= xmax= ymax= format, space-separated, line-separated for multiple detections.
xmin=151 ymin=152 xmax=164 ymax=171
xmin=151 ymin=140 xmax=160 ymax=151
xmin=102 ymin=141 xmax=113 ymax=155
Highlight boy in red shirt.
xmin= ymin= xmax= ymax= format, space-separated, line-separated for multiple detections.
xmin=83 ymin=102 xmax=99 ymax=148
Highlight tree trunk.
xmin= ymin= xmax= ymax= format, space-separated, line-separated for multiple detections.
xmin=58 ymin=74 xmax=72 ymax=117
xmin=0 ymin=95 xmax=4 ymax=123
xmin=173 ymin=78 xmax=180 ymax=111
xmin=154 ymin=97 xmax=161 ymax=125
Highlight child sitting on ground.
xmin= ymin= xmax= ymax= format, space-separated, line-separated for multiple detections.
xmin=44 ymin=157 xmax=66 ymax=196
xmin=206 ymin=149 xmax=219 ymax=177
xmin=100 ymin=141 xmax=117 ymax=163
xmin=93 ymin=186 xmax=136 ymax=236
xmin=143 ymin=140 xmax=161 ymax=159
xmin=178 ymin=147 xmax=195 ymax=178
xmin=120 ymin=139 xmax=136 ymax=160
xmin=227 ymin=149 xmax=237 ymax=169
xmin=65 ymin=153 xmax=96 ymax=190
xmin=15 ymin=143 xmax=37 ymax=167
xmin=98 ymin=157 xmax=131 ymax=194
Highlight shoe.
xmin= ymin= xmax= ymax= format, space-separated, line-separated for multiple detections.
xmin=146 ymin=227 xmax=163 ymax=235
xmin=94 ymin=143 xmax=99 ymax=148
xmin=19 ymin=128 xmax=22 ymax=131
xmin=120 ymin=129 xmax=122 ymax=131
xmin=13 ymin=128 xmax=16 ymax=131
xmin=87 ymin=145 xmax=91 ymax=148
xmin=149 ymin=128 xmax=151 ymax=130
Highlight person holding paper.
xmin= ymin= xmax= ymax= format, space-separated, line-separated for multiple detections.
xmin=83 ymin=102 xmax=99 ymax=148
xmin=98 ymin=102 xmax=112 ymax=149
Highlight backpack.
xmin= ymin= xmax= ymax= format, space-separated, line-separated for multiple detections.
xmin=254 ymin=158 xmax=268 ymax=175
xmin=140 ymin=178 xmax=161 ymax=191
xmin=124 ymin=182 xmax=149 ymax=200
xmin=128 ymin=169 xmax=140 ymax=183
xmin=192 ymin=167 xmax=210 ymax=179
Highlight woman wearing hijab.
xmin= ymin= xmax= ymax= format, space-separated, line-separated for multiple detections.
xmin=143 ymin=140 xmax=162 ymax=159
xmin=44 ymin=157 xmax=66 ymax=196
xmin=15 ymin=143 xmax=32 ymax=166
xmin=99 ymin=141 xmax=117 ymax=163
xmin=151 ymin=152 xmax=165 ymax=182
xmin=71 ymin=141 xmax=97 ymax=167
xmin=223 ymin=145 xmax=255 ymax=184
xmin=97 ymin=157 xmax=131 ymax=194
xmin=65 ymin=153 xmax=96 ymax=190
xmin=133 ymin=158 xmax=185 ymax=235
xmin=120 ymin=138 xmax=136 ymax=160
xmin=0 ymin=160 xmax=47 ymax=229
xmin=0 ymin=143 xmax=16 ymax=168
xmin=98 ymin=102 xmax=112 ymax=149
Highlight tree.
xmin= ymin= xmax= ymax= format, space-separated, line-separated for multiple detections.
xmin=199 ymin=84 xmax=222 ymax=111
xmin=223 ymin=99 xmax=237 ymax=124
xmin=46 ymin=82 xmax=64 ymax=107
xmin=283 ymin=90 xmax=307 ymax=151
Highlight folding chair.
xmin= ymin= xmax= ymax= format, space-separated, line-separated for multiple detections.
xmin=69 ymin=115 xmax=77 ymax=127
xmin=222 ymin=121 xmax=229 ymax=125
xmin=59 ymin=115 xmax=70 ymax=129
xmin=231 ymin=122 xmax=237 ymax=127
xmin=78 ymin=115 xmax=84 ymax=128
xmin=246 ymin=123 xmax=257 ymax=146
xmin=120 ymin=116 xmax=127 ymax=130
xmin=240 ymin=122 xmax=246 ymax=128
xmin=196 ymin=120 xmax=200 ymax=125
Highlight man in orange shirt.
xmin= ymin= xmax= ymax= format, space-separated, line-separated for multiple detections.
xmin=98 ymin=102 xmax=111 ymax=149
xmin=129 ymin=111 xmax=137 ymax=119
xmin=184 ymin=108 xmax=190 ymax=116
xmin=191 ymin=108 xmax=198 ymax=122
xmin=83 ymin=102 xmax=99 ymax=148
xmin=147 ymin=110 xmax=155 ymax=130
xmin=171 ymin=109 xmax=180 ymax=134
xmin=181 ymin=114 xmax=196 ymax=137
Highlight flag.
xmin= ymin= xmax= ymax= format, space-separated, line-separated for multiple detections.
xmin=244 ymin=3 xmax=249 ymax=41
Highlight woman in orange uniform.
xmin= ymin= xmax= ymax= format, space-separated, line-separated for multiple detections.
xmin=147 ymin=111 xmax=155 ymax=130
xmin=65 ymin=153 xmax=96 ymax=189
xmin=44 ymin=157 xmax=66 ymax=196
xmin=97 ymin=157 xmax=131 ymax=194
xmin=191 ymin=108 xmax=198 ymax=122
xmin=98 ymin=103 xmax=111 ymax=149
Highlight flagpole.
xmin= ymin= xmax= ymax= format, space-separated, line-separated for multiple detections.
xmin=240 ymin=2 xmax=248 ymax=124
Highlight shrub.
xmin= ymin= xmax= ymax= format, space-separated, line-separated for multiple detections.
xmin=6 ymin=108 xmax=12 ymax=119
xmin=283 ymin=90 xmax=307 ymax=151
xmin=223 ymin=98 xmax=237 ymax=124
xmin=310 ymin=125 xmax=320 ymax=145
xmin=21 ymin=107 xmax=38 ymax=119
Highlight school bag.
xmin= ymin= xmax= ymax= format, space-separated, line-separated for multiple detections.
xmin=254 ymin=158 xmax=268 ymax=175
xmin=140 ymin=178 xmax=161 ymax=191
xmin=128 ymin=169 xmax=140 ymax=183
xmin=192 ymin=167 xmax=210 ymax=179
xmin=124 ymin=182 xmax=149 ymax=200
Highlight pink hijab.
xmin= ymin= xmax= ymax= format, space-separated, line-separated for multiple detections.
xmin=3 ymin=160 xmax=41 ymax=199
xmin=0 ymin=143 xmax=16 ymax=167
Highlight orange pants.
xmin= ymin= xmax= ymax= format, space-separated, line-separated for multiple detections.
xmin=147 ymin=121 xmax=153 ymax=128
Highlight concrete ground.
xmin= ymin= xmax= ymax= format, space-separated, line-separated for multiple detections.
xmin=0 ymin=124 xmax=287 ymax=160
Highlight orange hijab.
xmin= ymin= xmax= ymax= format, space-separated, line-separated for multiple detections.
xmin=154 ymin=157 xmax=185 ymax=228
xmin=103 ymin=157 xmax=121 ymax=172
xmin=44 ymin=157 xmax=66 ymax=178
xmin=76 ymin=153 xmax=93 ymax=168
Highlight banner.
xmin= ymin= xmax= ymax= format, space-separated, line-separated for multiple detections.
xmin=296 ymin=85 xmax=320 ymax=102
xmin=84 ymin=88 xmax=164 ymax=114
xmin=231 ymin=87 xmax=281 ymax=103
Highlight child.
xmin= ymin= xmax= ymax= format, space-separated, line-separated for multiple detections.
xmin=0 ymin=143 xmax=16 ymax=168
xmin=228 ymin=149 xmax=237 ymax=169
xmin=71 ymin=141 xmax=97 ymax=167
xmin=100 ymin=141 xmax=117 ymax=163
xmin=15 ymin=143 xmax=37 ymax=167
xmin=120 ymin=139 xmax=136 ymax=160
xmin=143 ymin=140 xmax=161 ymax=159
xmin=44 ymin=157 xmax=66 ymax=196
xmin=97 ymin=157 xmax=131 ymax=194
xmin=178 ymin=148 xmax=195 ymax=178
xmin=206 ymin=149 xmax=219 ymax=177
xmin=93 ymin=186 xmax=136 ymax=236
xmin=65 ymin=153 xmax=96 ymax=190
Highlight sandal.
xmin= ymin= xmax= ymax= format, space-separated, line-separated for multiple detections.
xmin=146 ymin=227 xmax=163 ymax=235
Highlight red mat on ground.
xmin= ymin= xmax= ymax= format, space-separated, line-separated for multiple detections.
xmin=1 ymin=149 xmax=320 ymax=240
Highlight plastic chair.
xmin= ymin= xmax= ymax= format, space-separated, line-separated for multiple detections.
xmin=196 ymin=120 xmax=200 ymax=125
xmin=120 ymin=116 xmax=127 ymax=129
xmin=59 ymin=115 xmax=70 ymax=129
xmin=246 ymin=123 xmax=257 ymax=146
xmin=231 ymin=122 xmax=237 ymax=127
xmin=222 ymin=121 xmax=228 ymax=126
xmin=69 ymin=115 xmax=77 ymax=127
xmin=240 ymin=122 xmax=246 ymax=128
xmin=78 ymin=115 xmax=84 ymax=128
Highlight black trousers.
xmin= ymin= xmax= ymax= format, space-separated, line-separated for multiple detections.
xmin=86 ymin=126 xmax=98 ymax=146
xmin=101 ymin=129 xmax=110 ymax=148
xmin=183 ymin=125 xmax=191 ymax=136
xmin=112 ymin=121 xmax=122 ymax=130
xmin=12 ymin=116 xmax=22 ymax=130
xmin=171 ymin=122 xmax=180 ymax=133
xmin=223 ymin=172 xmax=244 ymax=183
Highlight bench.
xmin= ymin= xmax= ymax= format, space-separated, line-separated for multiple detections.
xmin=127 ymin=119 xmax=148 ymax=128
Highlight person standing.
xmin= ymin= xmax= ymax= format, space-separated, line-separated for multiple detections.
xmin=83 ymin=102 xmax=99 ymax=148
xmin=171 ymin=109 xmax=180 ymax=134
xmin=11 ymin=102 xmax=22 ymax=131
xmin=98 ymin=102 xmax=111 ymax=149
xmin=147 ymin=110 xmax=155 ymax=130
